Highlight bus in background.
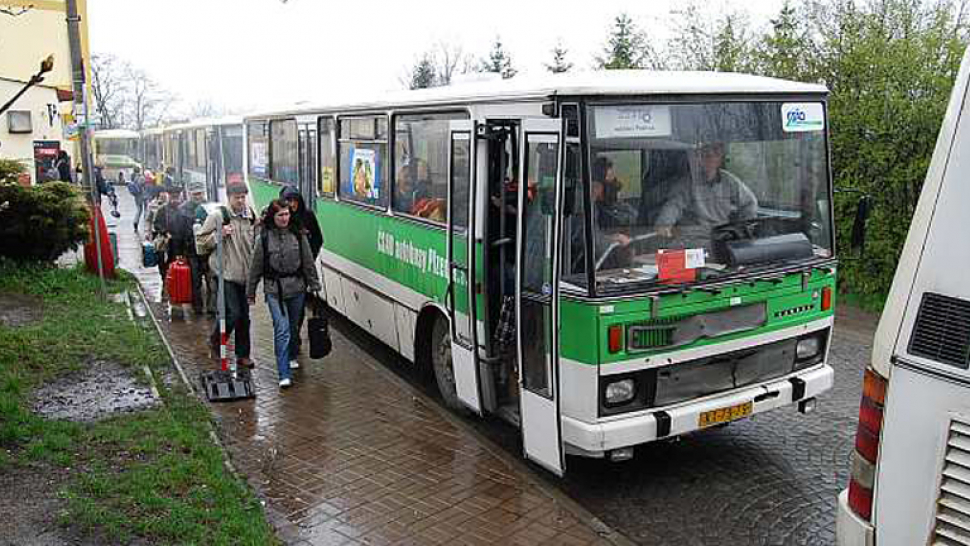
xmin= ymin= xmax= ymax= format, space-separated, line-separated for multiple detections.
xmin=837 ymin=49 xmax=970 ymax=545
xmin=141 ymin=127 xmax=164 ymax=175
xmin=161 ymin=117 xmax=244 ymax=202
xmin=92 ymin=128 xmax=141 ymax=183
xmin=141 ymin=118 xmax=244 ymax=200
xmin=245 ymin=71 xmax=839 ymax=475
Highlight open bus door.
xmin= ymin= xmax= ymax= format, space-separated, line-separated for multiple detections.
xmin=515 ymin=118 xmax=565 ymax=475
xmin=297 ymin=119 xmax=318 ymax=210
xmin=447 ymin=120 xmax=482 ymax=414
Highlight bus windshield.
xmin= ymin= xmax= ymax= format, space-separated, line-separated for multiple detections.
xmin=585 ymin=101 xmax=832 ymax=291
xmin=97 ymin=139 xmax=135 ymax=157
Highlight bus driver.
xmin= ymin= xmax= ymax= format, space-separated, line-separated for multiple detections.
xmin=653 ymin=142 xmax=758 ymax=246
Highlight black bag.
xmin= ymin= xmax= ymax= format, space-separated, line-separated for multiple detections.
xmin=307 ymin=294 xmax=332 ymax=359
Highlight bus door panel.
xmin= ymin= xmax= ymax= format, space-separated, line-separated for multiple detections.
xmin=298 ymin=123 xmax=317 ymax=209
xmin=516 ymin=119 xmax=565 ymax=476
xmin=447 ymin=120 xmax=482 ymax=414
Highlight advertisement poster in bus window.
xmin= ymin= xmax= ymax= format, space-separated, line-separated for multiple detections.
xmin=321 ymin=166 xmax=335 ymax=194
xmin=250 ymin=141 xmax=268 ymax=177
xmin=349 ymin=148 xmax=380 ymax=201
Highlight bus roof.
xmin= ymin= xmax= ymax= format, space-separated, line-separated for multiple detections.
xmin=164 ymin=116 xmax=244 ymax=132
xmin=93 ymin=129 xmax=140 ymax=139
xmin=245 ymin=70 xmax=829 ymax=119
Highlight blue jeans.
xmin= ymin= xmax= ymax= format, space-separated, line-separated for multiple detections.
xmin=133 ymin=196 xmax=144 ymax=227
xmin=265 ymin=293 xmax=304 ymax=381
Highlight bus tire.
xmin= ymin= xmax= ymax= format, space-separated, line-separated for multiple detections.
xmin=431 ymin=315 xmax=464 ymax=412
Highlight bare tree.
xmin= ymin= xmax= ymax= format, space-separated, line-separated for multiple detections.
xmin=434 ymin=41 xmax=474 ymax=85
xmin=90 ymin=53 xmax=127 ymax=129
xmin=122 ymin=64 xmax=175 ymax=131
xmin=186 ymin=99 xmax=227 ymax=119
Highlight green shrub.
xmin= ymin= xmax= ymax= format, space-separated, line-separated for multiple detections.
xmin=0 ymin=159 xmax=27 ymax=185
xmin=0 ymin=182 xmax=90 ymax=262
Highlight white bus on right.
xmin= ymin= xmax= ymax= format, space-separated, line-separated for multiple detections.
xmin=837 ymin=47 xmax=970 ymax=546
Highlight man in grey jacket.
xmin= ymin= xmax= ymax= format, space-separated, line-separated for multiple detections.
xmin=196 ymin=182 xmax=257 ymax=367
xmin=654 ymin=142 xmax=758 ymax=248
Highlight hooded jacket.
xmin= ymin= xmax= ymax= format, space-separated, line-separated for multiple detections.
xmin=279 ymin=186 xmax=323 ymax=258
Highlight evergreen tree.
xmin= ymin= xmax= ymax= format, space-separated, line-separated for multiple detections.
xmin=545 ymin=41 xmax=573 ymax=73
xmin=667 ymin=6 xmax=753 ymax=72
xmin=596 ymin=13 xmax=657 ymax=69
xmin=480 ymin=37 xmax=517 ymax=79
xmin=407 ymin=54 xmax=438 ymax=90
xmin=754 ymin=2 xmax=812 ymax=80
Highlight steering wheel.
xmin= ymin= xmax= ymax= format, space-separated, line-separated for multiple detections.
xmin=595 ymin=232 xmax=659 ymax=271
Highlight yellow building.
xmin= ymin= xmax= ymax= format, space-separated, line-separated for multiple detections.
xmin=0 ymin=0 xmax=90 ymax=185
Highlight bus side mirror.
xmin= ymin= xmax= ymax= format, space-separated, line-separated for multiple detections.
xmin=851 ymin=195 xmax=873 ymax=251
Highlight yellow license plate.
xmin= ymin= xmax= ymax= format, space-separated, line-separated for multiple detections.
xmin=698 ymin=401 xmax=753 ymax=428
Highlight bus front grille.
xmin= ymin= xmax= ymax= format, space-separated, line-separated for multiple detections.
xmin=932 ymin=417 xmax=970 ymax=545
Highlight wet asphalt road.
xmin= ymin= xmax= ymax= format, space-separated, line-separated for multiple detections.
xmin=353 ymin=307 xmax=876 ymax=546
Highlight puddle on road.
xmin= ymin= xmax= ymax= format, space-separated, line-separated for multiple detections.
xmin=32 ymin=359 xmax=159 ymax=422
xmin=0 ymin=292 xmax=42 ymax=327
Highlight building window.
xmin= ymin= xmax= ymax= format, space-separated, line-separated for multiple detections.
xmin=7 ymin=111 xmax=31 ymax=134
xmin=318 ymin=117 xmax=335 ymax=197
xmin=391 ymin=112 xmax=467 ymax=223
xmin=338 ymin=115 xmax=388 ymax=208
xmin=247 ymin=121 xmax=269 ymax=179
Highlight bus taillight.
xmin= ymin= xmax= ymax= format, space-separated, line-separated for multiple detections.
xmin=608 ymin=325 xmax=623 ymax=354
xmin=847 ymin=367 xmax=888 ymax=521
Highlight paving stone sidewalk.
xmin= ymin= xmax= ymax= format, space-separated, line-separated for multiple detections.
xmin=107 ymin=190 xmax=624 ymax=545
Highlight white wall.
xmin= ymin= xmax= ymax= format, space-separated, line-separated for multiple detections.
xmin=0 ymin=80 xmax=66 ymax=184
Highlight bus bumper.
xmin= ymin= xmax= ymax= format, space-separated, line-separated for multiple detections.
xmin=836 ymin=489 xmax=874 ymax=546
xmin=562 ymin=364 xmax=833 ymax=456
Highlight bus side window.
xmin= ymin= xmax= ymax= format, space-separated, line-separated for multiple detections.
xmin=391 ymin=112 xmax=468 ymax=223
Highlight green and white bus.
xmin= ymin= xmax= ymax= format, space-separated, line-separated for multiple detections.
xmin=139 ymin=118 xmax=245 ymax=201
xmin=245 ymin=71 xmax=837 ymax=475
xmin=164 ymin=117 xmax=245 ymax=202
xmin=93 ymin=128 xmax=141 ymax=183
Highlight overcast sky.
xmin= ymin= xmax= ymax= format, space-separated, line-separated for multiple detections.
xmin=89 ymin=0 xmax=790 ymax=117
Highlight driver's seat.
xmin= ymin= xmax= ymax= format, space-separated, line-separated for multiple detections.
xmin=639 ymin=150 xmax=690 ymax=226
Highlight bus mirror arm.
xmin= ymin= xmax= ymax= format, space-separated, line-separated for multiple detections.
xmin=850 ymin=195 xmax=873 ymax=252
xmin=834 ymin=188 xmax=873 ymax=254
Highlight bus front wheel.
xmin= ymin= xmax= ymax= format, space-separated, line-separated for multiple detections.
xmin=431 ymin=316 xmax=464 ymax=412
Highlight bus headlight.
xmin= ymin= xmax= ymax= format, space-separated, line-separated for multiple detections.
xmin=605 ymin=379 xmax=636 ymax=406
xmin=796 ymin=336 xmax=821 ymax=360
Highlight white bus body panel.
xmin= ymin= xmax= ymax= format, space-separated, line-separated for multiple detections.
xmin=870 ymin=48 xmax=970 ymax=378
xmin=836 ymin=47 xmax=970 ymax=544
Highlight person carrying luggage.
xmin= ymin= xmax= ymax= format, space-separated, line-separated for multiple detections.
xmin=279 ymin=185 xmax=323 ymax=356
xmin=196 ymin=182 xmax=257 ymax=369
xmin=247 ymin=199 xmax=321 ymax=389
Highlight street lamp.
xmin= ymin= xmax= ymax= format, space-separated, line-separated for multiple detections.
xmin=0 ymin=54 xmax=55 ymax=117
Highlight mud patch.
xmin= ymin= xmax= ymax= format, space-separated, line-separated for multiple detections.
xmin=0 ymin=292 xmax=42 ymax=328
xmin=32 ymin=360 xmax=159 ymax=422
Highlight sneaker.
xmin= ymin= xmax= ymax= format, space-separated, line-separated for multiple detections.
xmin=289 ymin=360 xmax=300 ymax=370
xmin=279 ymin=378 xmax=292 ymax=388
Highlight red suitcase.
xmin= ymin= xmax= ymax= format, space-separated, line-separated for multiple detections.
xmin=166 ymin=258 xmax=193 ymax=305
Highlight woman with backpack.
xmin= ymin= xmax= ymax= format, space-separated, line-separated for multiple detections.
xmin=247 ymin=199 xmax=321 ymax=389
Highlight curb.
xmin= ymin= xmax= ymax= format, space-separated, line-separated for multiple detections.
xmin=131 ymin=281 xmax=240 ymax=479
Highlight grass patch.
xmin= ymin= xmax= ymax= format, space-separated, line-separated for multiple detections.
xmin=0 ymin=259 xmax=277 ymax=545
